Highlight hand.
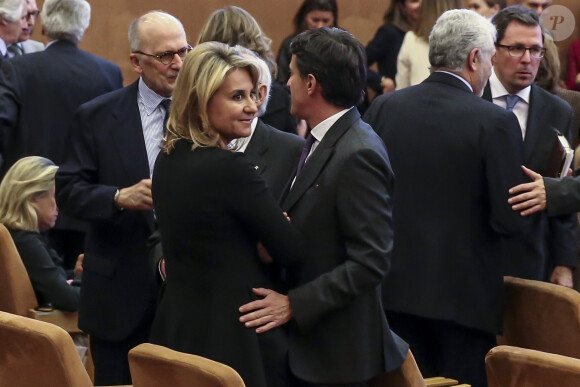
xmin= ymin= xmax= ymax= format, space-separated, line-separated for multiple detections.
xmin=380 ymin=76 xmax=395 ymax=94
xmin=550 ymin=266 xmax=574 ymax=288
xmin=256 ymin=243 xmax=272 ymax=264
xmin=508 ymin=166 xmax=546 ymax=216
xmin=283 ymin=212 xmax=291 ymax=222
xmin=116 ymin=179 xmax=153 ymax=211
xmin=239 ymin=288 xmax=293 ymax=333
xmin=159 ymin=258 xmax=166 ymax=280
xmin=73 ymin=253 xmax=84 ymax=276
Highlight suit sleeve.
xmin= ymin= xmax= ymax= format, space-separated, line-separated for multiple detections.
xmin=546 ymin=176 xmax=580 ymax=215
xmin=546 ymin=107 xmax=578 ymax=268
xmin=289 ymin=147 xmax=393 ymax=331
xmin=0 ymin=61 xmax=20 ymax=158
xmin=224 ymin=153 xmax=304 ymax=264
xmin=55 ymin=107 xmax=119 ymax=221
xmin=15 ymin=233 xmax=80 ymax=311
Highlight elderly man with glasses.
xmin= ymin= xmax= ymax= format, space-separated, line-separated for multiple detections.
xmin=482 ymin=5 xmax=578 ymax=288
xmin=55 ymin=10 xmax=188 ymax=386
xmin=8 ymin=0 xmax=44 ymax=55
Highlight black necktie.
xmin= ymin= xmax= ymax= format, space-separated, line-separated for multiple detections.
xmin=296 ymin=133 xmax=316 ymax=177
xmin=7 ymin=44 xmax=23 ymax=56
xmin=159 ymin=99 xmax=171 ymax=135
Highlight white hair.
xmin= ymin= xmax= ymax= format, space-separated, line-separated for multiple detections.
xmin=0 ymin=0 xmax=23 ymax=22
xmin=234 ymin=45 xmax=271 ymax=116
xmin=429 ymin=9 xmax=497 ymax=72
xmin=40 ymin=0 xmax=90 ymax=44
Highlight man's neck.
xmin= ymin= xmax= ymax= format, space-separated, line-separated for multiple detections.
xmin=306 ymin=103 xmax=345 ymax=129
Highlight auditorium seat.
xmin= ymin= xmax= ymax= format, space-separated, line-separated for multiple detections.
xmin=128 ymin=343 xmax=245 ymax=387
xmin=486 ymin=345 xmax=580 ymax=386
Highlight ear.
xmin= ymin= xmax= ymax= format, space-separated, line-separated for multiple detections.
xmin=130 ymin=53 xmax=143 ymax=76
xmin=468 ymin=48 xmax=480 ymax=72
xmin=306 ymin=74 xmax=317 ymax=96
xmin=258 ymin=84 xmax=268 ymax=106
xmin=492 ymin=4 xmax=500 ymax=13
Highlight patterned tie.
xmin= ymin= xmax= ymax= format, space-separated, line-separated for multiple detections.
xmin=296 ymin=133 xmax=316 ymax=177
xmin=505 ymin=94 xmax=519 ymax=112
xmin=159 ymin=99 xmax=171 ymax=135
xmin=7 ymin=44 xmax=23 ymax=56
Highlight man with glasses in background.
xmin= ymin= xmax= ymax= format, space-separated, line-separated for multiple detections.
xmin=483 ymin=5 xmax=578 ymax=288
xmin=56 ymin=10 xmax=188 ymax=385
xmin=8 ymin=0 xmax=43 ymax=55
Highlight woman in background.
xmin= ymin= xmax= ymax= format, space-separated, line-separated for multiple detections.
xmin=366 ymin=0 xmax=421 ymax=96
xmin=395 ymin=0 xmax=460 ymax=90
xmin=0 ymin=156 xmax=81 ymax=311
xmin=197 ymin=5 xmax=296 ymax=134
xmin=276 ymin=0 xmax=337 ymax=85
xmin=149 ymin=42 xmax=302 ymax=387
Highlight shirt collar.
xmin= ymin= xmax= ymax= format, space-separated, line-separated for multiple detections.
xmin=138 ymin=77 xmax=168 ymax=115
xmin=490 ymin=68 xmax=531 ymax=104
xmin=0 ymin=38 xmax=7 ymax=57
xmin=310 ymin=107 xmax=352 ymax=143
xmin=436 ymin=70 xmax=473 ymax=92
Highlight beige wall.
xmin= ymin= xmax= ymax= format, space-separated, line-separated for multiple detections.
xmin=31 ymin=0 xmax=580 ymax=85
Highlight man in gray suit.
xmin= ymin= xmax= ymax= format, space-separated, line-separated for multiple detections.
xmin=239 ymin=27 xmax=408 ymax=386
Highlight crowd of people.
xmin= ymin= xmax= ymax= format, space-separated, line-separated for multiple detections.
xmin=0 ymin=0 xmax=579 ymax=386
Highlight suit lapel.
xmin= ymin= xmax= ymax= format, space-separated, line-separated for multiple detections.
xmin=244 ymin=120 xmax=269 ymax=175
xmin=109 ymin=81 xmax=150 ymax=183
xmin=523 ymin=85 xmax=547 ymax=164
xmin=108 ymin=81 xmax=155 ymax=231
xmin=282 ymin=108 xmax=359 ymax=211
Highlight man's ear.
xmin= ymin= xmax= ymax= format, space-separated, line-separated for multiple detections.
xmin=130 ymin=53 xmax=143 ymax=75
xmin=468 ymin=48 xmax=480 ymax=72
xmin=307 ymin=74 xmax=318 ymax=96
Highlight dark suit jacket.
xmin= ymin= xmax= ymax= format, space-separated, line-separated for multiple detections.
xmin=364 ymin=72 xmax=531 ymax=335
xmin=150 ymin=141 xmax=303 ymax=387
xmin=0 ymin=40 xmax=123 ymax=173
xmin=483 ymin=83 xmax=578 ymax=279
xmin=261 ymin=83 xmax=297 ymax=135
xmin=55 ymin=81 xmax=157 ymax=341
xmin=244 ymin=119 xmax=304 ymax=201
xmin=282 ymin=107 xmax=408 ymax=383
xmin=545 ymin=176 xmax=580 ymax=215
xmin=9 ymin=229 xmax=79 ymax=311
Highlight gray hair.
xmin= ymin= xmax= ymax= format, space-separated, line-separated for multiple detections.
xmin=128 ymin=11 xmax=183 ymax=52
xmin=234 ymin=45 xmax=271 ymax=116
xmin=40 ymin=0 xmax=90 ymax=44
xmin=0 ymin=0 xmax=23 ymax=22
xmin=429 ymin=9 xmax=496 ymax=72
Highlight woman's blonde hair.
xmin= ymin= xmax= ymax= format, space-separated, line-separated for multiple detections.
xmin=0 ymin=156 xmax=58 ymax=232
xmin=196 ymin=6 xmax=277 ymax=77
xmin=164 ymin=42 xmax=260 ymax=153
xmin=415 ymin=0 xmax=460 ymax=40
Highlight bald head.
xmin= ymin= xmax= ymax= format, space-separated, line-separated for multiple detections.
xmin=128 ymin=11 xmax=184 ymax=53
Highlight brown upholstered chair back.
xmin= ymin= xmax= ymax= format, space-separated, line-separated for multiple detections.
xmin=0 ymin=223 xmax=38 ymax=316
xmin=486 ymin=345 xmax=580 ymax=387
xmin=129 ymin=343 xmax=246 ymax=387
xmin=498 ymin=276 xmax=580 ymax=358
xmin=0 ymin=311 xmax=93 ymax=387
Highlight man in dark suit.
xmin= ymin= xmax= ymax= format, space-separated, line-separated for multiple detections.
xmin=483 ymin=5 xmax=577 ymax=287
xmin=55 ymin=11 xmax=188 ymax=385
xmin=363 ymin=10 xmax=530 ymax=387
xmin=239 ymin=27 xmax=408 ymax=386
xmin=0 ymin=0 xmax=123 ymax=269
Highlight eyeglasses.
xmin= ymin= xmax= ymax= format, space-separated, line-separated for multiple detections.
xmin=496 ymin=44 xmax=546 ymax=59
xmin=27 ymin=10 xmax=40 ymax=20
xmin=133 ymin=45 xmax=192 ymax=65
